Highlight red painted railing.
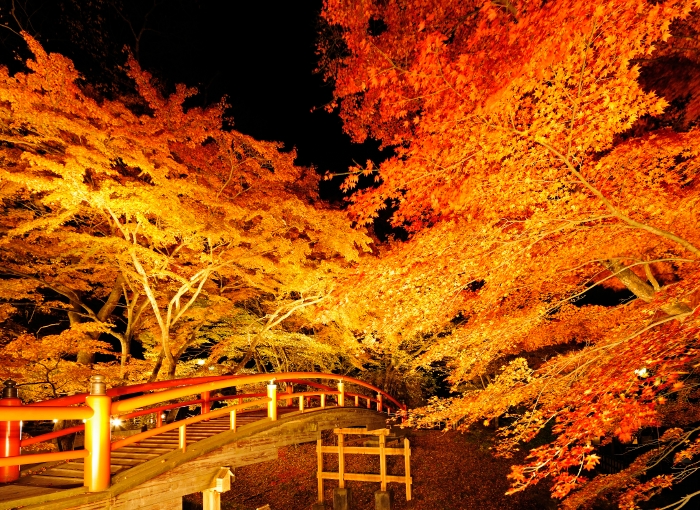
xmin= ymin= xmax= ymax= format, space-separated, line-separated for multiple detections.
xmin=0 ymin=372 xmax=404 ymax=491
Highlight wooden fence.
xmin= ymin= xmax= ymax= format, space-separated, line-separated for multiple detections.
xmin=316 ymin=427 xmax=412 ymax=502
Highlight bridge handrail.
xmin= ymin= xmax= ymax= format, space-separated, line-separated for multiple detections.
xmin=110 ymin=397 xmax=271 ymax=450
xmin=20 ymin=388 xmax=380 ymax=448
xmin=0 ymin=449 xmax=87 ymax=468
xmin=0 ymin=372 xmax=404 ymax=490
xmin=109 ymin=372 xmax=402 ymax=414
xmin=1 ymin=406 xmax=93 ymax=421
xmin=21 ymin=424 xmax=85 ymax=447
xmin=26 ymin=375 xmax=240 ymax=407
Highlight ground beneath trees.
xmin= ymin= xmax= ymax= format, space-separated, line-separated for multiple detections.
xmin=183 ymin=428 xmax=555 ymax=510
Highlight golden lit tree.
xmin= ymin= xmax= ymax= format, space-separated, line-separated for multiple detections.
xmin=0 ymin=35 xmax=371 ymax=392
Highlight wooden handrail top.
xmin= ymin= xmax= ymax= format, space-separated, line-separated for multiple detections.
xmin=110 ymin=397 xmax=271 ymax=451
xmin=27 ymin=375 xmax=242 ymax=408
xmin=110 ymin=372 xmax=403 ymax=414
xmin=0 ymin=406 xmax=93 ymax=422
xmin=0 ymin=449 xmax=88 ymax=468
xmin=21 ymin=373 xmax=402 ymax=413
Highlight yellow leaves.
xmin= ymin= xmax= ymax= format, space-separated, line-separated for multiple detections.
xmin=583 ymin=453 xmax=600 ymax=470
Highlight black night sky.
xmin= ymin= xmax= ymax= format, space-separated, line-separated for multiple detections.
xmin=0 ymin=0 xmax=386 ymax=203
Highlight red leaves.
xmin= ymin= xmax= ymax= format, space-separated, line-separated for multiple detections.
xmin=322 ymin=2 xmax=700 ymax=507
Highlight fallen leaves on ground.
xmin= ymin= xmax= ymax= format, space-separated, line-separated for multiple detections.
xmin=183 ymin=427 xmax=555 ymax=510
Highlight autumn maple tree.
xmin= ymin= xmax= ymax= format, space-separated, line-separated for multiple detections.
xmin=0 ymin=34 xmax=370 ymax=397
xmin=319 ymin=0 xmax=700 ymax=506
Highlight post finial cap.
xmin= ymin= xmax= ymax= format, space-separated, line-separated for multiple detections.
xmin=2 ymin=379 xmax=18 ymax=399
xmin=89 ymin=375 xmax=107 ymax=396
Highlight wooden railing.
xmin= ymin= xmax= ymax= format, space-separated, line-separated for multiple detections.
xmin=0 ymin=372 xmax=404 ymax=492
xmin=317 ymin=427 xmax=412 ymax=502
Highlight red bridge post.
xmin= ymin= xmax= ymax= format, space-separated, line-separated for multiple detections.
xmin=267 ymin=383 xmax=277 ymax=421
xmin=285 ymin=384 xmax=293 ymax=407
xmin=201 ymin=391 xmax=211 ymax=415
xmin=337 ymin=380 xmax=345 ymax=407
xmin=0 ymin=380 xmax=21 ymax=483
xmin=84 ymin=375 xmax=111 ymax=492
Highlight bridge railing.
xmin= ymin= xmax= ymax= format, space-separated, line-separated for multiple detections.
xmin=0 ymin=372 xmax=404 ymax=492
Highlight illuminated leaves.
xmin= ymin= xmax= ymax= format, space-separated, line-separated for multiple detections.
xmin=0 ymin=35 xmax=371 ymax=388
xmin=321 ymin=0 xmax=700 ymax=506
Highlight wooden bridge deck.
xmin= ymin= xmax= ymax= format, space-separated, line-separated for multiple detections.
xmin=0 ymin=407 xmax=387 ymax=510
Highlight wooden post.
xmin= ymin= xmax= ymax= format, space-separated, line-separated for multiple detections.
xmin=201 ymin=391 xmax=211 ymax=415
xmin=355 ymin=395 xmax=359 ymax=407
xmin=317 ymin=438 xmax=324 ymax=502
xmin=84 ymin=375 xmax=111 ymax=492
xmin=229 ymin=409 xmax=236 ymax=432
xmin=179 ymin=424 xmax=186 ymax=453
xmin=377 ymin=393 xmax=383 ymax=412
xmin=367 ymin=396 xmax=371 ymax=409
xmin=338 ymin=381 xmax=345 ymax=407
xmin=156 ymin=412 xmax=163 ymax=428
xmin=203 ymin=467 xmax=233 ymax=510
xmin=202 ymin=489 xmax=220 ymax=510
xmin=299 ymin=395 xmax=305 ymax=413
xmin=267 ymin=384 xmax=277 ymax=421
xmin=0 ymin=380 xmax=21 ymax=483
xmin=338 ymin=432 xmax=345 ymax=488
xmin=379 ymin=433 xmax=387 ymax=491
xmin=320 ymin=393 xmax=326 ymax=409
xmin=285 ymin=384 xmax=293 ymax=407
xmin=404 ymin=438 xmax=412 ymax=501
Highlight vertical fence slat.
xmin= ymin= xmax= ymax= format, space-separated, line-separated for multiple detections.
xmin=338 ymin=433 xmax=345 ymax=489
xmin=379 ymin=433 xmax=387 ymax=491
xmin=404 ymin=437 xmax=412 ymax=501
xmin=317 ymin=438 xmax=324 ymax=502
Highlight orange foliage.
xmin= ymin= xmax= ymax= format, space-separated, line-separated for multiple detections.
xmin=320 ymin=0 xmax=700 ymax=506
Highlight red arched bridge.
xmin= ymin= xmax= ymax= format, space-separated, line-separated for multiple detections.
xmin=0 ymin=373 xmax=403 ymax=509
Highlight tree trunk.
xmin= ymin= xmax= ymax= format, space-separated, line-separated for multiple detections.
xmin=149 ymin=349 xmax=165 ymax=382
xmin=119 ymin=338 xmax=130 ymax=377
xmin=68 ymin=303 xmax=96 ymax=365
xmin=166 ymin=358 xmax=178 ymax=379
xmin=75 ymin=274 xmax=126 ymax=364
xmin=605 ymin=260 xmax=691 ymax=317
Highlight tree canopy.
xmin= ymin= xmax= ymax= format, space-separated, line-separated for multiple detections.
xmin=319 ymin=0 xmax=700 ymax=506
xmin=0 ymin=34 xmax=370 ymax=397
xmin=2 ymin=1 xmax=700 ymax=507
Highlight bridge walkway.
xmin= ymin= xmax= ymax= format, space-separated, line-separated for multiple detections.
xmin=12 ymin=410 xmax=292 ymax=493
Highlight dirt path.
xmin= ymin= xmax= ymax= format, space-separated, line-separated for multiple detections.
xmin=184 ymin=428 xmax=555 ymax=510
